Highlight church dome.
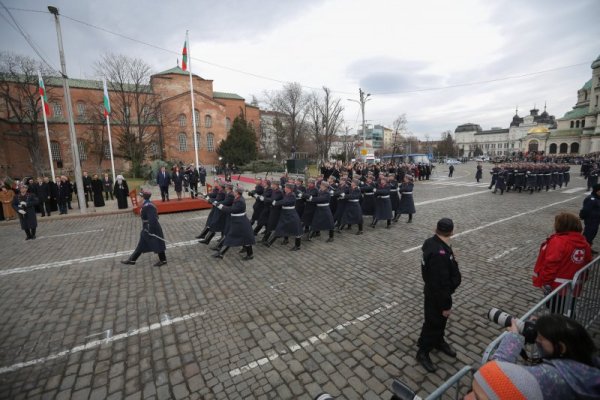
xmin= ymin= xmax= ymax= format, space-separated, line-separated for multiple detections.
xmin=528 ymin=126 xmax=549 ymax=134
xmin=592 ymin=54 xmax=600 ymax=69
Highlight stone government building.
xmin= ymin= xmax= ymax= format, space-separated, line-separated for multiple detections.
xmin=0 ymin=66 xmax=260 ymax=177
xmin=455 ymin=54 xmax=600 ymax=158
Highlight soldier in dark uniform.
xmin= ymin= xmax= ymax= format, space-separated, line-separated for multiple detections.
xmin=333 ymin=179 xmax=349 ymax=229
xmin=514 ymin=164 xmax=526 ymax=192
xmin=121 ymin=189 xmax=167 ymax=267
xmin=563 ymin=164 xmax=570 ymax=187
xmin=340 ymin=179 xmax=364 ymax=234
xmin=198 ymin=181 xmax=229 ymax=244
xmin=389 ymin=175 xmax=401 ymax=222
xmin=263 ymin=181 xmax=283 ymax=244
xmin=475 ymin=163 xmax=483 ymax=183
xmin=196 ymin=179 xmax=221 ymax=239
xmin=306 ymin=180 xmax=335 ymax=242
xmin=416 ymin=218 xmax=461 ymax=373
xmin=206 ymin=183 xmax=235 ymax=247
xmin=248 ymin=177 xmax=265 ymax=226
xmin=372 ymin=176 xmax=393 ymax=228
xmin=294 ymin=178 xmax=306 ymax=218
xmin=398 ymin=175 xmax=416 ymax=223
xmin=360 ymin=176 xmax=375 ymax=224
xmin=253 ymin=180 xmax=273 ymax=237
xmin=581 ymin=184 xmax=600 ymax=252
xmin=301 ymin=179 xmax=319 ymax=237
xmin=266 ymin=183 xmax=304 ymax=250
xmin=493 ymin=167 xmax=506 ymax=195
xmin=488 ymin=165 xmax=499 ymax=190
xmin=587 ymin=164 xmax=599 ymax=191
xmin=13 ymin=185 xmax=39 ymax=240
xmin=525 ymin=166 xmax=537 ymax=194
xmin=211 ymin=186 xmax=255 ymax=260
xmin=505 ymin=165 xmax=515 ymax=192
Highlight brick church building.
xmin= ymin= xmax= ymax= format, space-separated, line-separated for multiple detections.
xmin=0 ymin=65 xmax=260 ymax=178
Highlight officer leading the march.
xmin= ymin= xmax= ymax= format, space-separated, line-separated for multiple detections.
xmin=416 ymin=218 xmax=461 ymax=373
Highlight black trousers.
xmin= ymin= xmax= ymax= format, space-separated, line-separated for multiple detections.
xmin=417 ymin=294 xmax=448 ymax=353
xmin=159 ymin=186 xmax=169 ymax=201
xmin=41 ymin=200 xmax=52 ymax=216
xmin=584 ymin=220 xmax=599 ymax=246
xmin=129 ymin=245 xmax=166 ymax=262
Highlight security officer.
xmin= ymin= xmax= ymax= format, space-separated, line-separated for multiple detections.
xmin=580 ymin=183 xmax=600 ymax=253
xmin=416 ymin=218 xmax=461 ymax=373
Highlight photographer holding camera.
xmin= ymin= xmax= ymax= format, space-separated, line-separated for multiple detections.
xmin=466 ymin=314 xmax=600 ymax=399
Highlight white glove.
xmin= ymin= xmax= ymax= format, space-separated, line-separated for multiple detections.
xmin=373 ymin=188 xmax=377 ymax=193
xmin=20 ymin=201 xmax=26 ymax=207
xmin=212 ymin=201 xmax=217 ymax=206
xmin=217 ymin=204 xmax=223 ymax=210
xmin=259 ymin=195 xmax=265 ymax=201
xmin=339 ymin=193 xmax=345 ymax=199
xmin=272 ymin=200 xmax=276 ymax=206
xmin=297 ymin=193 xmax=302 ymax=199
xmin=308 ymin=196 xmax=313 ymax=202
xmin=18 ymin=209 xmax=26 ymax=215
xmin=329 ymin=190 xmax=334 ymax=195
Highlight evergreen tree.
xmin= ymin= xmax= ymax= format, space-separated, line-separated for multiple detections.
xmin=217 ymin=116 xmax=257 ymax=166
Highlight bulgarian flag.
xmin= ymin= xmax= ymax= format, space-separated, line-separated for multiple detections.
xmin=102 ymin=78 xmax=111 ymax=117
xmin=182 ymin=36 xmax=188 ymax=71
xmin=38 ymin=71 xmax=51 ymax=117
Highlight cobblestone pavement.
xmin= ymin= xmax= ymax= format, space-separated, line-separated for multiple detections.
xmin=0 ymin=163 xmax=596 ymax=399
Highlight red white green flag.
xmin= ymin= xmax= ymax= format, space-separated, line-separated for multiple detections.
xmin=37 ymin=71 xmax=51 ymax=117
xmin=182 ymin=37 xmax=188 ymax=71
xmin=102 ymin=78 xmax=111 ymax=117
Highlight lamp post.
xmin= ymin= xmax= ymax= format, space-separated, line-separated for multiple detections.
xmin=348 ymin=88 xmax=371 ymax=162
xmin=48 ymin=6 xmax=86 ymax=213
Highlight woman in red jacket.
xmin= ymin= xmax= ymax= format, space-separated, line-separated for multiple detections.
xmin=533 ymin=212 xmax=592 ymax=315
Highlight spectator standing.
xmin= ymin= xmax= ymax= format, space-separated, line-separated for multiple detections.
xmin=156 ymin=166 xmax=171 ymax=202
xmin=0 ymin=186 xmax=17 ymax=221
xmin=580 ymin=183 xmax=600 ymax=253
xmin=102 ymin=173 xmax=113 ymax=200
xmin=12 ymin=185 xmax=39 ymax=240
xmin=91 ymin=174 xmax=105 ymax=207
xmin=113 ymin=175 xmax=129 ymax=209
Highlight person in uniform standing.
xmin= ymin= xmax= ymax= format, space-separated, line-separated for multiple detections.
xmin=580 ymin=183 xmax=600 ymax=254
xmin=13 ymin=185 xmax=39 ymax=240
xmin=121 ymin=189 xmax=167 ymax=267
xmin=416 ymin=218 xmax=461 ymax=373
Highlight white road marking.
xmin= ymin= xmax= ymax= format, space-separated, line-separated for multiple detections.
xmin=0 ymin=311 xmax=205 ymax=375
xmin=487 ymin=247 xmax=519 ymax=262
xmin=403 ymin=197 xmax=579 ymax=253
xmin=0 ymin=239 xmax=199 ymax=277
xmin=562 ymin=187 xmax=586 ymax=194
xmin=228 ymin=302 xmax=398 ymax=378
xmin=414 ymin=190 xmax=489 ymax=206
xmin=36 ymin=229 xmax=104 ymax=239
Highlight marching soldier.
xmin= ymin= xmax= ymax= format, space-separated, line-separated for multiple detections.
xmin=266 ymin=183 xmax=304 ymax=250
xmin=306 ymin=180 xmax=335 ymax=242
xmin=248 ymin=177 xmax=265 ymax=226
xmin=196 ymin=179 xmax=221 ymax=240
xmin=301 ymin=179 xmax=319 ymax=237
xmin=253 ymin=179 xmax=272 ymax=237
xmin=398 ymin=175 xmax=416 ymax=223
xmin=340 ymin=179 xmax=364 ymax=235
xmin=372 ymin=176 xmax=393 ymax=229
xmin=263 ymin=181 xmax=283 ymax=244
xmin=211 ymin=186 xmax=255 ymax=260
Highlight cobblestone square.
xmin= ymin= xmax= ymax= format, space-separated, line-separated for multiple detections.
xmin=0 ymin=164 xmax=595 ymax=399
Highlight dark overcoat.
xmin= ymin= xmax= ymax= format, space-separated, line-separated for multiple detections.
xmin=310 ymin=190 xmax=334 ymax=231
xmin=13 ymin=192 xmax=38 ymax=230
xmin=398 ymin=182 xmax=416 ymax=214
xmin=274 ymin=192 xmax=303 ymax=237
xmin=137 ymin=201 xmax=166 ymax=253
xmin=341 ymin=187 xmax=363 ymax=225
xmin=221 ymin=196 xmax=256 ymax=247
xmin=374 ymin=184 xmax=393 ymax=220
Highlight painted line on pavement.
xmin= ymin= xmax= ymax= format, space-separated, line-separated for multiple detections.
xmin=403 ymin=197 xmax=579 ymax=253
xmin=228 ymin=301 xmax=398 ymax=378
xmin=0 ymin=239 xmax=199 ymax=277
xmin=36 ymin=229 xmax=104 ymax=239
xmin=0 ymin=311 xmax=206 ymax=375
xmin=562 ymin=187 xmax=586 ymax=194
xmin=487 ymin=247 xmax=519 ymax=262
xmin=415 ymin=190 xmax=489 ymax=206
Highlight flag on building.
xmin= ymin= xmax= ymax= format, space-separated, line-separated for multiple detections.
xmin=182 ymin=38 xmax=188 ymax=71
xmin=37 ymin=71 xmax=51 ymax=117
xmin=102 ymin=79 xmax=111 ymax=117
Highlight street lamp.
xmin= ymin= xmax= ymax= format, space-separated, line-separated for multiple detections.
xmin=348 ymin=88 xmax=371 ymax=162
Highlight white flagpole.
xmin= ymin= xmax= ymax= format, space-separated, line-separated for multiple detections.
xmin=39 ymin=71 xmax=55 ymax=180
xmin=103 ymin=79 xmax=116 ymax=184
xmin=186 ymin=30 xmax=200 ymax=169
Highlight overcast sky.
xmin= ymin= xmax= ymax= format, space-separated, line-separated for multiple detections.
xmin=1 ymin=0 xmax=599 ymax=139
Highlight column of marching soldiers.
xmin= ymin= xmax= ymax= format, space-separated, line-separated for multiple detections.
xmin=192 ymin=172 xmax=416 ymax=260
xmin=486 ymin=163 xmax=572 ymax=194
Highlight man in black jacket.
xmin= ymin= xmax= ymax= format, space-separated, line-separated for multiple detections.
xmin=581 ymin=183 xmax=600 ymax=253
xmin=416 ymin=218 xmax=462 ymax=373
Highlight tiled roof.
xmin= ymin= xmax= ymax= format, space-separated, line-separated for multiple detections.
xmin=213 ymin=91 xmax=245 ymax=100
xmin=0 ymin=73 xmax=152 ymax=93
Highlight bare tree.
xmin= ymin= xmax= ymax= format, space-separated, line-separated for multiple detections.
xmin=95 ymin=53 xmax=162 ymax=177
xmin=0 ymin=52 xmax=55 ymax=176
xmin=85 ymin=104 xmax=107 ymax=171
xmin=266 ymin=82 xmax=310 ymax=157
xmin=308 ymin=87 xmax=344 ymax=163
xmin=435 ymin=130 xmax=458 ymax=157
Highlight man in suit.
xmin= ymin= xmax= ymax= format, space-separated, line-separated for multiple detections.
xmin=156 ymin=166 xmax=171 ymax=202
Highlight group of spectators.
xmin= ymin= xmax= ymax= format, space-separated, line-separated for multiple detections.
xmin=155 ymin=163 xmax=207 ymax=202
xmin=0 ymin=172 xmax=131 ymax=221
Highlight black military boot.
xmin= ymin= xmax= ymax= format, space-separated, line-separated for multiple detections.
xmin=290 ymin=237 xmax=301 ymax=251
xmin=253 ymin=224 xmax=263 ymax=236
xmin=326 ymin=230 xmax=334 ymax=243
xmin=281 ymin=237 xmax=289 ymax=245
xmin=386 ymin=220 xmax=391 ymax=229
xmin=199 ymin=231 xmax=215 ymax=244
xmin=242 ymin=246 xmax=253 ymax=260
xmin=371 ymin=218 xmax=377 ymax=228
xmin=264 ymin=232 xmax=277 ymax=247
xmin=195 ymin=227 xmax=209 ymax=239
xmin=356 ymin=224 xmax=363 ymax=235
xmin=407 ymin=214 xmax=413 ymax=223
xmin=416 ymin=351 xmax=436 ymax=373
xmin=30 ymin=228 xmax=36 ymax=239
xmin=393 ymin=212 xmax=400 ymax=222
xmin=213 ymin=246 xmax=229 ymax=259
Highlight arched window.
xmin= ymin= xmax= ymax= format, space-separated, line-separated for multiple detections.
xmin=78 ymin=140 xmax=87 ymax=160
xmin=559 ymin=143 xmax=568 ymax=153
xmin=576 ymin=120 xmax=580 ymax=128
xmin=179 ymin=114 xmax=187 ymax=127
xmin=570 ymin=121 xmax=574 ymax=128
xmin=193 ymin=133 xmax=201 ymax=150
xmin=205 ymin=115 xmax=212 ymax=128
xmin=528 ymin=140 xmax=538 ymax=153
xmin=582 ymin=120 xmax=586 ymax=128
xmin=549 ymin=143 xmax=557 ymax=154
xmin=207 ymin=132 xmax=214 ymax=152
xmin=50 ymin=140 xmax=61 ymax=160
xmin=226 ymin=117 xmax=231 ymax=132
xmin=194 ymin=109 xmax=199 ymax=127
xmin=76 ymin=101 xmax=86 ymax=117
xmin=178 ymin=133 xmax=187 ymax=152
xmin=571 ymin=142 xmax=579 ymax=154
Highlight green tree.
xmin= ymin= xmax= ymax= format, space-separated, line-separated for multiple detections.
xmin=217 ymin=116 xmax=257 ymax=165
xmin=435 ymin=130 xmax=458 ymax=157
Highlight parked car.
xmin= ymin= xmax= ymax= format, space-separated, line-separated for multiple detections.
xmin=445 ymin=158 xmax=462 ymax=165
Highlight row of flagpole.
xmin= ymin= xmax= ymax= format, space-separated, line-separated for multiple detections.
xmin=36 ymin=32 xmax=199 ymax=186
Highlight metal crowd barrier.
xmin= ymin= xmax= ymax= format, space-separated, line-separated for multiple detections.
xmin=423 ymin=366 xmax=473 ymax=400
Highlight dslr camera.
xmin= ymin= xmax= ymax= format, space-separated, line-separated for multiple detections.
xmin=487 ymin=308 xmax=537 ymax=343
